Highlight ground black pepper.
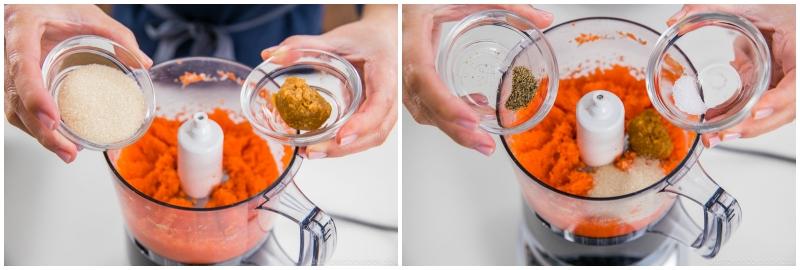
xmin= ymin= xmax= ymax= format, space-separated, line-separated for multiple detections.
xmin=505 ymin=66 xmax=538 ymax=111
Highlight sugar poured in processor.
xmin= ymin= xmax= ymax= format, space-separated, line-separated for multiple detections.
xmin=509 ymin=65 xmax=692 ymax=197
xmin=57 ymin=64 xmax=146 ymax=145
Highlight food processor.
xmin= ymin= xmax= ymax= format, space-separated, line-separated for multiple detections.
xmin=107 ymin=57 xmax=339 ymax=266
xmin=43 ymin=36 xmax=363 ymax=265
xmin=437 ymin=10 xmax=770 ymax=266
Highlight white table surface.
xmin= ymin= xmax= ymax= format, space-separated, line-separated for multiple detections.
xmin=3 ymin=120 xmax=398 ymax=265
xmin=402 ymin=4 xmax=795 ymax=266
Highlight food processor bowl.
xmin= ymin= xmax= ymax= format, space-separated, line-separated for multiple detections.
xmin=501 ymin=17 xmax=740 ymax=258
xmin=105 ymin=57 xmax=335 ymax=265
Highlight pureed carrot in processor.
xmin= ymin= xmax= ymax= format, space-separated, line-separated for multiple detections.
xmin=508 ymin=64 xmax=695 ymax=238
xmin=117 ymin=108 xmax=293 ymax=208
xmin=114 ymin=108 xmax=293 ymax=263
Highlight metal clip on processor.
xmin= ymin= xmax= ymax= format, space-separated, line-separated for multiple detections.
xmin=576 ymin=90 xmax=625 ymax=167
xmin=177 ymin=112 xmax=224 ymax=199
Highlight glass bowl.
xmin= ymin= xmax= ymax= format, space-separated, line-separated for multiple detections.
xmin=42 ymin=35 xmax=156 ymax=150
xmin=647 ymin=12 xmax=772 ymax=133
xmin=241 ymin=48 xmax=363 ymax=146
xmin=436 ymin=9 xmax=559 ymax=135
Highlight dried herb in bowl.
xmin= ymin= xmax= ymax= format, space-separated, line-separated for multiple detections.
xmin=505 ymin=66 xmax=539 ymax=111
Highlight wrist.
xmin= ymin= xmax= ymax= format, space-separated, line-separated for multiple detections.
xmin=361 ymin=5 xmax=397 ymax=26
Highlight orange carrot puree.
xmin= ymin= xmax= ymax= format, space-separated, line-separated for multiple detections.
xmin=116 ymin=108 xmax=293 ymax=208
xmin=508 ymin=65 xmax=692 ymax=197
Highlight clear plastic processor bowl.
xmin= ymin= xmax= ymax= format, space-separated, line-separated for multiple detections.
xmin=106 ymin=57 xmax=335 ymax=265
xmin=500 ymin=17 xmax=741 ymax=259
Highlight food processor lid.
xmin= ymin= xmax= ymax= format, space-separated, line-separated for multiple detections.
xmin=436 ymin=9 xmax=559 ymax=135
xmin=645 ymin=12 xmax=772 ymax=133
xmin=240 ymin=48 xmax=363 ymax=146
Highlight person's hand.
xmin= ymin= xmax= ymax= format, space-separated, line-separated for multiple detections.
xmin=5 ymin=4 xmax=152 ymax=163
xmin=261 ymin=5 xmax=397 ymax=159
xmin=667 ymin=5 xmax=796 ymax=147
xmin=402 ymin=5 xmax=553 ymax=156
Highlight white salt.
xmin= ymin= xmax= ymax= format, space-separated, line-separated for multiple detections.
xmin=672 ymin=63 xmax=741 ymax=116
xmin=673 ymin=75 xmax=707 ymax=115
xmin=58 ymin=64 xmax=145 ymax=145
xmin=589 ymin=157 xmax=665 ymax=197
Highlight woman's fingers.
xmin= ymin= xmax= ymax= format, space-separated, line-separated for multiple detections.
xmin=307 ymin=58 xmax=397 ymax=158
xmin=431 ymin=111 xmax=496 ymax=156
xmin=260 ymin=35 xmax=338 ymax=62
xmin=6 ymin=4 xmax=147 ymax=150
xmin=402 ymin=88 xmax=434 ymax=125
xmin=85 ymin=9 xmax=152 ymax=68
xmin=502 ymin=5 xmax=554 ymax=29
xmin=702 ymin=70 xmax=795 ymax=147
xmin=409 ymin=68 xmax=495 ymax=155
xmin=667 ymin=5 xmax=776 ymax=30
xmin=314 ymin=103 xmax=399 ymax=158
xmin=5 ymin=21 xmax=60 ymax=132
xmin=667 ymin=5 xmax=737 ymax=26
xmin=259 ymin=36 xmax=338 ymax=67
xmin=15 ymin=101 xmax=78 ymax=163
xmin=403 ymin=4 xmax=550 ymax=156
xmin=433 ymin=5 xmax=553 ymax=29
xmin=410 ymin=66 xmax=479 ymax=126
xmin=263 ymin=29 xmax=398 ymax=158
xmin=336 ymin=58 xmax=397 ymax=141
xmin=728 ymin=71 xmax=795 ymax=136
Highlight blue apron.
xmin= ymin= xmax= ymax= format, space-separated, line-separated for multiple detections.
xmin=112 ymin=4 xmax=323 ymax=68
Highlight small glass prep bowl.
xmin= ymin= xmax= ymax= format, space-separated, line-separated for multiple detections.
xmin=42 ymin=35 xmax=156 ymax=150
xmin=241 ymin=49 xmax=363 ymax=146
xmin=436 ymin=9 xmax=559 ymax=135
xmin=647 ymin=12 xmax=771 ymax=133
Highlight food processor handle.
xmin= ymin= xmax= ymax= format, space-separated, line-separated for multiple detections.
xmin=649 ymin=162 xmax=741 ymax=258
xmin=257 ymin=157 xmax=337 ymax=266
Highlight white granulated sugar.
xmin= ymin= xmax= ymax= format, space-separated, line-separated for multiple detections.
xmin=589 ymin=157 xmax=665 ymax=197
xmin=673 ymin=75 xmax=707 ymax=115
xmin=58 ymin=64 xmax=145 ymax=145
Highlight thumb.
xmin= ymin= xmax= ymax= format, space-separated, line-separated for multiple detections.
xmin=666 ymin=5 xmax=696 ymax=26
xmin=260 ymin=35 xmax=337 ymax=61
xmin=505 ymin=5 xmax=554 ymax=29
xmin=666 ymin=5 xmax=758 ymax=28
xmin=86 ymin=14 xmax=153 ymax=68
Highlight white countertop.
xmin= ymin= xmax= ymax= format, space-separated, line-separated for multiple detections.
xmin=3 ymin=120 xmax=398 ymax=266
xmin=402 ymin=4 xmax=795 ymax=266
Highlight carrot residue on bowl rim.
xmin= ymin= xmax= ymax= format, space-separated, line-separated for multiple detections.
xmin=508 ymin=65 xmax=693 ymax=197
xmin=574 ymin=33 xmax=603 ymax=45
xmin=177 ymin=71 xmax=244 ymax=88
xmin=617 ymin=31 xmax=648 ymax=45
xmin=572 ymin=31 xmax=648 ymax=46
xmin=116 ymin=108 xmax=293 ymax=208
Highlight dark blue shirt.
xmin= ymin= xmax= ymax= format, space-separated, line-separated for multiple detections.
xmin=112 ymin=4 xmax=323 ymax=67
